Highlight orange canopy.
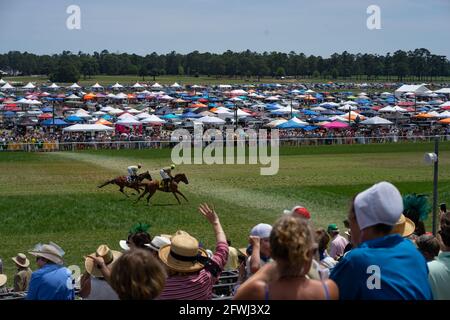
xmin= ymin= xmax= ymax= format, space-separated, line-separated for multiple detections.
xmin=414 ymin=113 xmax=433 ymax=118
xmin=438 ymin=118 xmax=450 ymax=124
xmin=95 ymin=119 xmax=113 ymax=125
xmin=83 ymin=93 xmax=96 ymax=100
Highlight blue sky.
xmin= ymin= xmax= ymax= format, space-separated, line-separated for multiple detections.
xmin=0 ymin=0 xmax=449 ymax=57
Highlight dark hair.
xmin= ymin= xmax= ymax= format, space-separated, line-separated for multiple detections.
xmin=372 ymin=224 xmax=393 ymax=234
xmin=110 ymin=249 xmax=166 ymax=300
xmin=315 ymin=228 xmax=330 ymax=255
xmin=439 ymin=215 xmax=450 ymax=247
xmin=416 ymin=234 xmax=440 ymax=260
xmin=129 ymin=232 xmax=152 ymax=249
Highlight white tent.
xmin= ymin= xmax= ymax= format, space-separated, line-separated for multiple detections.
xmin=267 ymin=119 xmax=287 ymax=128
xmin=395 ymin=84 xmax=429 ymax=98
xmin=100 ymin=106 xmax=115 ymax=112
xmin=132 ymin=82 xmax=143 ymax=88
xmin=111 ymin=82 xmax=123 ymax=89
xmin=392 ymin=106 xmax=407 ymax=112
xmin=116 ymin=118 xmax=141 ymax=125
xmin=311 ymin=106 xmax=327 ymax=112
xmin=379 ymin=106 xmax=396 ymax=112
xmin=1 ymin=82 xmax=14 ymax=90
xmin=118 ymin=113 xmax=137 ymax=120
xmin=23 ymin=82 xmax=36 ymax=89
xmin=360 ymin=116 xmax=393 ymax=125
xmin=439 ymin=101 xmax=450 ymax=108
xmin=48 ymin=83 xmax=60 ymax=89
xmin=140 ymin=115 xmax=166 ymax=124
xmin=69 ymin=83 xmax=81 ymax=89
xmin=197 ymin=116 xmax=226 ymax=124
xmin=63 ymin=124 xmax=113 ymax=132
xmin=91 ymin=82 xmax=103 ymax=89
xmin=434 ymin=88 xmax=450 ymax=94
xmin=170 ymin=82 xmax=182 ymax=88
xmin=109 ymin=108 xmax=124 ymax=115
xmin=230 ymin=89 xmax=248 ymax=96
xmin=151 ymin=82 xmax=163 ymax=89
xmin=0 ymin=79 xmax=6 ymax=85
xmin=439 ymin=111 xmax=450 ymax=118
xmin=66 ymin=94 xmax=80 ymax=100
xmin=218 ymin=84 xmax=232 ymax=89
xmin=289 ymin=117 xmax=309 ymax=126
xmin=338 ymin=104 xmax=357 ymax=111
xmin=114 ymin=92 xmax=128 ymax=100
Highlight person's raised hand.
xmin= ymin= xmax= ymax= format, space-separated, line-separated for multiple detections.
xmin=198 ymin=203 xmax=219 ymax=224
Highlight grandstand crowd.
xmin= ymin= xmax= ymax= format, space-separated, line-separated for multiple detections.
xmin=0 ymin=182 xmax=449 ymax=300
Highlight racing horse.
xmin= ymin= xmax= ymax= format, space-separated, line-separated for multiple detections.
xmin=98 ymin=171 xmax=152 ymax=197
xmin=136 ymin=173 xmax=189 ymax=205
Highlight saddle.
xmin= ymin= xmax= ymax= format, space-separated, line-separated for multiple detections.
xmin=127 ymin=176 xmax=137 ymax=184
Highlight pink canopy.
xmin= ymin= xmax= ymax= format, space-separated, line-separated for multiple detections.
xmin=323 ymin=121 xmax=350 ymax=129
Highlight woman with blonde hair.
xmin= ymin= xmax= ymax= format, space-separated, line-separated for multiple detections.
xmin=234 ymin=215 xmax=338 ymax=300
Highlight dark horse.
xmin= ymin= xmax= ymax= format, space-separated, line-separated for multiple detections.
xmin=136 ymin=173 xmax=189 ymax=205
xmin=98 ymin=171 xmax=152 ymax=197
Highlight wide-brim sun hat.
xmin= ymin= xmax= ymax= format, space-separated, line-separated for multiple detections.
xmin=145 ymin=236 xmax=171 ymax=252
xmin=85 ymin=245 xmax=122 ymax=278
xmin=29 ymin=243 xmax=64 ymax=265
xmin=12 ymin=253 xmax=30 ymax=268
xmin=119 ymin=240 xmax=130 ymax=251
xmin=0 ymin=274 xmax=7 ymax=287
xmin=391 ymin=214 xmax=416 ymax=238
xmin=158 ymin=231 xmax=208 ymax=273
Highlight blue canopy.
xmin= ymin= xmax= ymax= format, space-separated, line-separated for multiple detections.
xmin=277 ymin=118 xmax=306 ymax=129
xmin=66 ymin=115 xmax=84 ymax=122
xmin=41 ymin=107 xmax=53 ymax=113
xmin=303 ymin=110 xmax=318 ymax=116
xmin=160 ymin=113 xmax=179 ymax=119
xmin=41 ymin=119 xmax=68 ymax=126
xmin=310 ymin=116 xmax=331 ymax=122
xmin=4 ymin=111 xmax=16 ymax=117
xmin=303 ymin=125 xmax=318 ymax=131
xmin=181 ymin=112 xmax=201 ymax=118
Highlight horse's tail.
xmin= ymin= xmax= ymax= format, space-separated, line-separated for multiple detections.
xmin=98 ymin=179 xmax=115 ymax=188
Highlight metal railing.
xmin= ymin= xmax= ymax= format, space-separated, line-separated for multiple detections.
xmin=0 ymin=135 xmax=449 ymax=152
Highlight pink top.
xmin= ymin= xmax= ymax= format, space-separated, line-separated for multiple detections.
xmin=329 ymin=234 xmax=349 ymax=259
xmin=158 ymin=241 xmax=229 ymax=300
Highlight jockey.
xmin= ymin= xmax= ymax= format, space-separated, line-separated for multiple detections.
xmin=127 ymin=164 xmax=142 ymax=183
xmin=160 ymin=164 xmax=175 ymax=191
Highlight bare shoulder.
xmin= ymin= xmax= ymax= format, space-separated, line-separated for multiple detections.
xmin=324 ymin=279 xmax=339 ymax=300
xmin=233 ymin=279 xmax=266 ymax=300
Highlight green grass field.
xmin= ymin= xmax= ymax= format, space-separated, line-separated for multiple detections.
xmin=4 ymin=74 xmax=450 ymax=86
xmin=1 ymin=142 xmax=450 ymax=285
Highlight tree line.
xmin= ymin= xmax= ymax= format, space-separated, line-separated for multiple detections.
xmin=0 ymin=48 xmax=448 ymax=83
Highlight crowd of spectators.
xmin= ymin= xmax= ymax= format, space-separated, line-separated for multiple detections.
xmin=0 ymin=182 xmax=449 ymax=300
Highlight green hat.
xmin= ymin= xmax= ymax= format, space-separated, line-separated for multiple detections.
xmin=327 ymin=224 xmax=339 ymax=233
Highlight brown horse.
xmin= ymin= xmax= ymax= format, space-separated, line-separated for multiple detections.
xmin=136 ymin=173 xmax=189 ymax=205
xmin=98 ymin=171 xmax=152 ymax=197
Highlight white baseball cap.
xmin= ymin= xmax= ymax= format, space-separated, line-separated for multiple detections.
xmin=250 ymin=223 xmax=273 ymax=239
xmin=354 ymin=181 xmax=403 ymax=230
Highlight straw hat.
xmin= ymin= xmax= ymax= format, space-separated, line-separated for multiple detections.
xmin=29 ymin=243 xmax=64 ymax=265
xmin=85 ymin=245 xmax=122 ymax=278
xmin=12 ymin=253 xmax=30 ymax=268
xmin=158 ymin=231 xmax=208 ymax=273
xmin=391 ymin=214 xmax=416 ymax=237
xmin=0 ymin=274 xmax=7 ymax=287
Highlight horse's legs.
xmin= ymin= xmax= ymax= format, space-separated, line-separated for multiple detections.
xmin=119 ymin=186 xmax=129 ymax=198
xmin=172 ymin=192 xmax=181 ymax=204
xmin=146 ymin=188 xmax=157 ymax=205
xmin=176 ymin=190 xmax=188 ymax=202
xmin=98 ymin=179 xmax=114 ymax=188
xmin=136 ymin=187 xmax=149 ymax=203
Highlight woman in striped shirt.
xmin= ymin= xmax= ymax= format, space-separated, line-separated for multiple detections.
xmin=157 ymin=203 xmax=229 ymax=300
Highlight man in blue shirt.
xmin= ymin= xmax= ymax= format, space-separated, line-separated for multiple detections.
xmin=330 ymin=181 xmax=432 ymax=300
xmin=27 ymin=242 xmax=74 ymax=300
